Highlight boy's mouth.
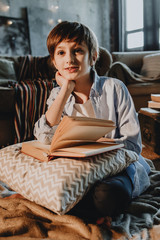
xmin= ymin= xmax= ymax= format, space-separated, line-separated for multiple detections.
xmin=65 ymin=66 xmax=79 ymax=73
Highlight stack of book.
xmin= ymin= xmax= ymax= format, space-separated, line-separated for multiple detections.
xmin=148 ymin=94 xmax=160 ymax=110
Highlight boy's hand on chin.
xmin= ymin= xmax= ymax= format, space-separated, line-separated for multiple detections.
xmin=56 ymin=71 xmax=75 ymax=92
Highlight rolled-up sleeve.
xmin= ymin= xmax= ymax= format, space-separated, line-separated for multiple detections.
xmin=34 ymin=114 xmax=58 ymax=144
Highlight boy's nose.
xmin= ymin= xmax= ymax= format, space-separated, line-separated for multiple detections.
xmin=66 ymin=52 xmax=75 ymax=64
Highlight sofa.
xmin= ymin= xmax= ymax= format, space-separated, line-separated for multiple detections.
xmin=108 ymin=51 xmax=160 ymax=111
xmin=0 ymin=47 xmax=111 ymax=148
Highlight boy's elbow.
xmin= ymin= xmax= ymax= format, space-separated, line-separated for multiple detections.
xmin=34 ymin=132 xmax=51 ymax=145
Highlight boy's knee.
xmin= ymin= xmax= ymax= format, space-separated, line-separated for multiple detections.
xmin=93 ymin=177 xmax=132 ymax=217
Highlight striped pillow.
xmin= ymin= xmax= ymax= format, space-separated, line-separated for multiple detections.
xmin=141 ymin=53 xmax=160 ymax=78
xmin=0 ymin=143 xmax=138 ymax=215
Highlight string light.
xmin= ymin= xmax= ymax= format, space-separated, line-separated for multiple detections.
xmin=48 ymin=19 xmax=55 ymax=25
xmin=0 ymin=3 xmax=10 ymax=12
xmin=7 ymin=20 xmax=12 ymax=25
xmin=50 ymin=5 xmax=59 ymax=13
xmin=48 ymin=0 xmax=62 ymax=26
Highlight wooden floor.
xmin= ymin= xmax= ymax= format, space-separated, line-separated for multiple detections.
xmin=142 ymin=145 xmax=160 ymax=171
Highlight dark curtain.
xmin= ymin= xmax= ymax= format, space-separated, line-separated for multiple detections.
xmin=112 ymin=0 xmax=125 ymax=52
xmin=143 ymin=0 xmax=160 ymax=50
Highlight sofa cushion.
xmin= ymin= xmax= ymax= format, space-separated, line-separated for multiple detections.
xmin=0 ymin=143 xmax=138 ymax=215
xmin=141 ymin=53 xmax=160 ymax=78
xmin=127 ymin=82 xmax=160 ymax=96
xmin=0 ymin=59 xmax=17 ymax=82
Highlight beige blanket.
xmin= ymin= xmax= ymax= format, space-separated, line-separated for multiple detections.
xmin=0 ymin=197 xmax=103 ymax=240
xmin=0 ymin=195 xmax=160 ymax=240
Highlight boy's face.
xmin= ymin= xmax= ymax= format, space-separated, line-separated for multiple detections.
xmin=53 ymin=40 xmax=96 ymax=82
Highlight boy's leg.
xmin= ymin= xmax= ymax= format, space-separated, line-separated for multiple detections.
xmin=68 ymin=170 xmax=133 ymax=221
xmin=93 ymin=170 xmax=133 ymax=217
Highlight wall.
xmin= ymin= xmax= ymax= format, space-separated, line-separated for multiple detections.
xmin=0 ymin=0 xmax=111 ymax=56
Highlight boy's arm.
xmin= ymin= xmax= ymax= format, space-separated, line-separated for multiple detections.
xmin=34 ymin=72 xmax=75 ymax=144
xmin=45 ymin=72 xmax=75 ymax=127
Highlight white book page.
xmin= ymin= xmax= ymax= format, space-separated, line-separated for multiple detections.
xmin=58 ymin=125 xmax=115 ymax=141
xmin=50 ymin=125 xmax=115 ymax=151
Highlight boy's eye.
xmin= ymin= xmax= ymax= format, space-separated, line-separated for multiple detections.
xmin=57 ymin=50 xmax=65 ymax=55
xmin=74 ymin=48 xmax=84 ymax=54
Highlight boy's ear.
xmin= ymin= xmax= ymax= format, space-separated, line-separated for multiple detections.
xmin=52 ymin=59 xmax=57 ymax=69
xmin=90 ymin=51 xmax=98 ymax=66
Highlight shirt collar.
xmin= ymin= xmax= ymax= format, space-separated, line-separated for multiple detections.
xmin=66 ymin=68 xmax=105 ymax=103
xmin=90 ymin=69 xmax=106 ymax=96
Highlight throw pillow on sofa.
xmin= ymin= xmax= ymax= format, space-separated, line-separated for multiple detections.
xmin=141 ymin=53 xmax=160 ymax=79
xmin=0 ymin=58 xmax=17 ymax=85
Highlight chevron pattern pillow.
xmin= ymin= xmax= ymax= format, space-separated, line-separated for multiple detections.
xmin=0 ymin=143 xmax=138 ymax=215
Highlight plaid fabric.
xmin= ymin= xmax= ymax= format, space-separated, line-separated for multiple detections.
xmin=13 ymin=55 xmax=56 ymax=143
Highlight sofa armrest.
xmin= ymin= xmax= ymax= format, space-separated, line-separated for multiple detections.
xmin=0 ymin=87 xmax=15 ymax=112
xmin=0 ymin=87 xmax=15 ymax=148
xmin=0 ymin=79 xmax=17 ymax=87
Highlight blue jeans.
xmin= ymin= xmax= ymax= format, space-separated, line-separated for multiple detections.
xmin=69 ymin=170 xmax=133 ymax=221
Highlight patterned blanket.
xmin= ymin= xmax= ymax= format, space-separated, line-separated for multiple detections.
xmin=1 ymin=159 xmax=160 ymax=239
xmin=11 ymin=55 xmax=56 ymax=143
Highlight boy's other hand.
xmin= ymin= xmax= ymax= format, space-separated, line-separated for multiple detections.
xmin=56 ymin=71 xmax=75 ymax=92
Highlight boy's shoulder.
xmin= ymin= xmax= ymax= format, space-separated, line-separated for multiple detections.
xmin=98 ymin=75 xmax=126 ymax=89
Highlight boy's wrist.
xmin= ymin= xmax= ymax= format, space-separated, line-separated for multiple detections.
xmin=61 ymin=80 xmax=75 ymax=94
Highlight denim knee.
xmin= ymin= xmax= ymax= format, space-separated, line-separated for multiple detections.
xmin=93 ymin=172 xmax=133 ymax=217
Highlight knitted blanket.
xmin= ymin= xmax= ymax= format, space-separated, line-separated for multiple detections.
xmin=108 ymin=61 xmax=160 ymax=85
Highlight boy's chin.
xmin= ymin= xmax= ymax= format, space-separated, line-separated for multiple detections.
xmin=65 ymin=76 xmax=78 ymax=81
xmin=68 ymin=78 xmax=77 ymax=81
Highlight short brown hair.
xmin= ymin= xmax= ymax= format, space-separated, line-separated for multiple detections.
xmin=47 ymin=21 xmax=99 ymax=62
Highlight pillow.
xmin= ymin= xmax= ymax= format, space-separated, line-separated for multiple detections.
xmin=141 ymin=53 xmax=160 ymax=78
xmin=0 ymin=143 xmax=138 ymax=215
xmin=0 ymin=58 xmax=17 ymax=81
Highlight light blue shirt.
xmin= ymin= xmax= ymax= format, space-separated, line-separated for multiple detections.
xmin=34 ymin=70 xmax=150 ymax=198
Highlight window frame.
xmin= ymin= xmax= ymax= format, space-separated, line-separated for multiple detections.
xmin=124 ymin=0 xmax=144 ymax=51
xmin=113 ymin=0 xmax=160 ymax=52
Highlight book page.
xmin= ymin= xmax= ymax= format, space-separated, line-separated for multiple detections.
xmin=51 ymin=142 xmax=124 ymax=158
xmin=50 ymin=116 xmax=116 ymax=152
xmin=50 ymin=125 xmax=115 ymax=151
xmin=51 ymin=116 xmax=115 ymax=145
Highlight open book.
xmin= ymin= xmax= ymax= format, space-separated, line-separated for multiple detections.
xmin=21 ymin=116 xmax=124 ymax=161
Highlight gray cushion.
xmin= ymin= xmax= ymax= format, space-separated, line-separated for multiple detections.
xmin=0 ymin=58 xmax=16 ymax=81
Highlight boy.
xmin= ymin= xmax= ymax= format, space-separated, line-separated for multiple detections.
xmin=34 ymin=21 xmax=150 ymax=220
